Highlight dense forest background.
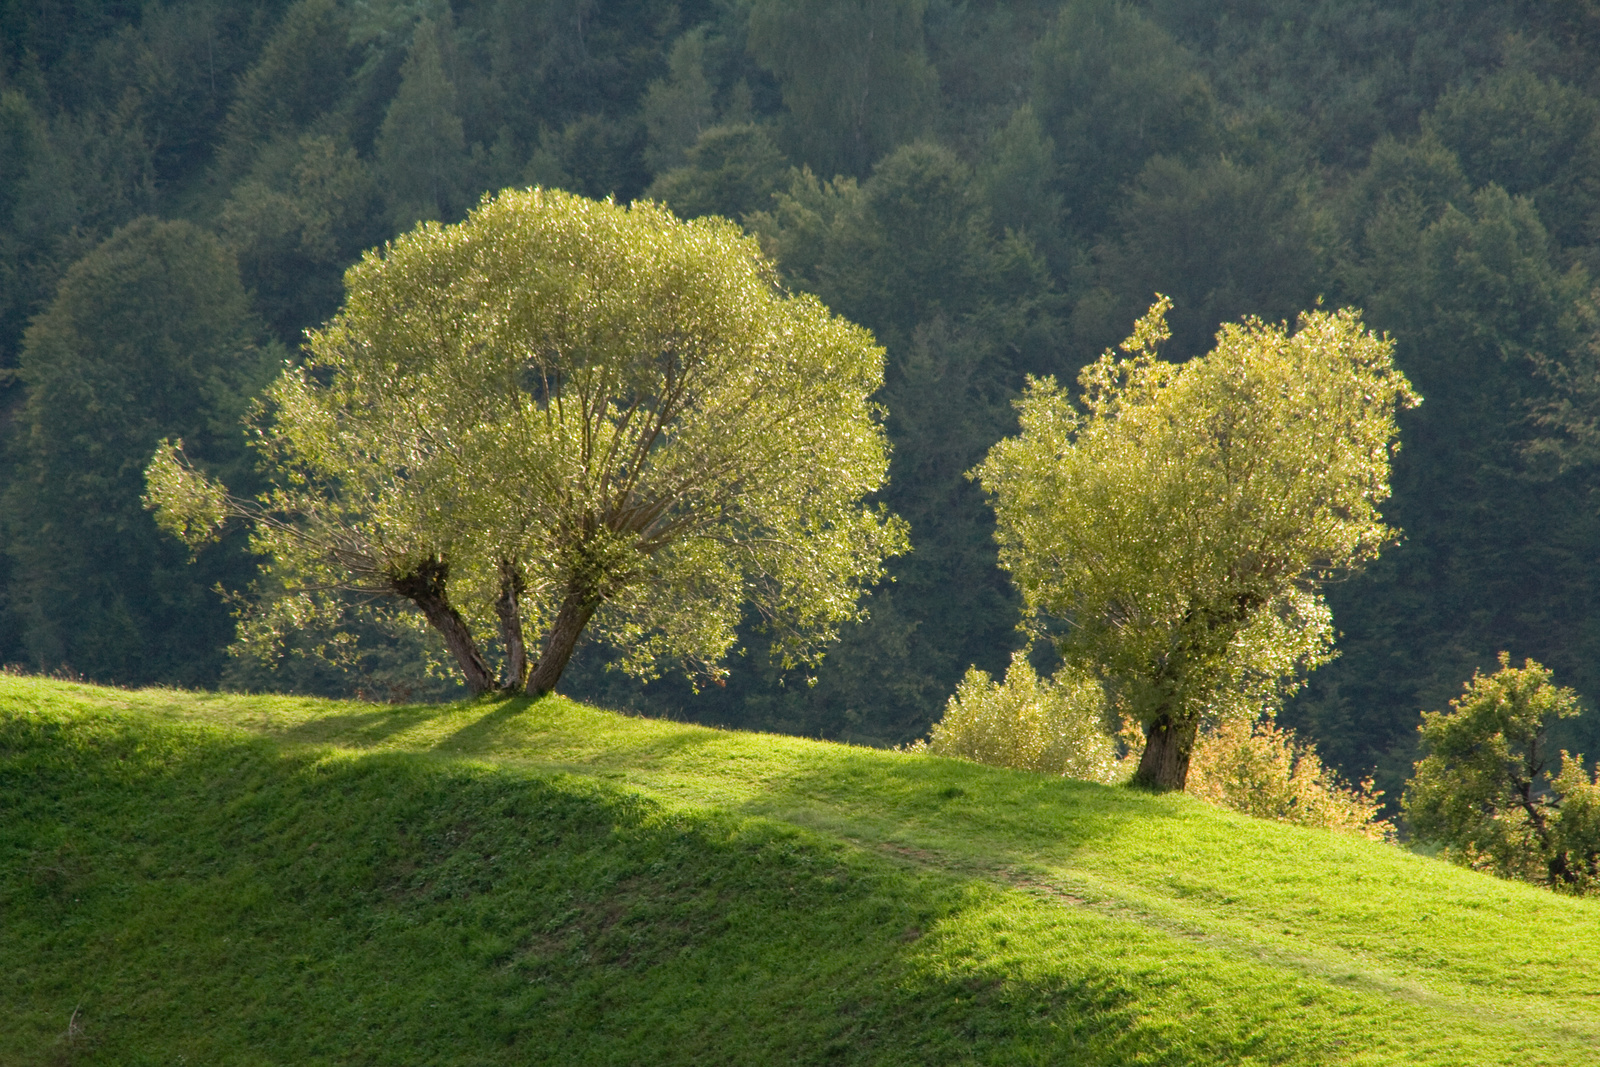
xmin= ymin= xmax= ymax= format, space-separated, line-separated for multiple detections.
xmin=5 ymin=0 xmax=1600 ymax=800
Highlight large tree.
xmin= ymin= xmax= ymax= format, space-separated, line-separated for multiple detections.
xmin=976 ymin=298 xmax=1416 ymax=791
xmin=147 ymin=188 xmax=906 ymax=697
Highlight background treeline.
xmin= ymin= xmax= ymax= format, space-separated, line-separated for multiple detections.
xmin=5 ymin=0 xmax=1600 ymax=801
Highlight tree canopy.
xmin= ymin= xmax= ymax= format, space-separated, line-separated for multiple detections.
xmin=977 ymin=299 xmax=1417 ymax=790
xmin=1405 ymin=655 xmax=1600 ymax=893
xmin=147 ymin=188 xmax=906 ymax=697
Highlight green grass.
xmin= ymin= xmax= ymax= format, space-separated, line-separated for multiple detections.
xmin=4 ymin=677 xmax=1598 ymax=1065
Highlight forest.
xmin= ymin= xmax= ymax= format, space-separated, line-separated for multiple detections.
xmin=4 ymin=0 xmax=1600 ymax=803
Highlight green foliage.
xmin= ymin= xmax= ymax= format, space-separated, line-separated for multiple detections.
xmin=979 ymin=299 xmax=1416 ymax=789
xmin=1529 ymin=291 xmax=1600 ymax=470
xmin=976 ymin=104 xmax=1070 ymax=272
xmin=1077 ymin=155 xmax=1322 ymax=359
xmin=375 ymin=16 xmax=470 ymax=230
xmin=524 ymin=113 xmax=651 ymax=203
xmin=1424 ymin=66 xmax=1600 ymax=250
xmin=639 ymin=27 xmax=717 ymax=173
xmin=918 ymin=651 xmax=1123 ymax=783
xmin=213 ymin=0 xmax=354 ymax=179
xmin=147 ymin=189 xmax=907 ymax=696
xmin=1031 ymin=0 xmax=1218 ymax=234
xmin=6 ymin=0 xmax=1600 ymax=783
xmin=3 ymin=217 xmax=276 ymax=684
xmin=809 ymin=141 xmax=1057 ymax=351
xmin=1405 ymin=654 xmax=1600 ymax=893
xmin=0 ymin=88 xmax=157 ymax=378
xmin=217 ymin=133 xmax=384 ymax=344
xmin=712 ymin=146 xmax=1062 ymax=743
xmin=1187 ymin=717 xmax=1394 ymax=840
xmin=747 ymin=0 xmax=937 ymax=178
xmin=1299 ymin=173 xmax=1599 ymax=789
xmin=645 ymin=123 xmax=789 ymax=222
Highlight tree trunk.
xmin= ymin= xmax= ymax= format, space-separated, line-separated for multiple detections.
xmin=494 ymin=558 xmax=528 ymax=692
xmin=391 ymin=556 xmax=497 ymax=696
xmin=525 ymin=580 xmax=599 ymax=695
xmin=1132 ymin=711 xmax=1200 ymax=792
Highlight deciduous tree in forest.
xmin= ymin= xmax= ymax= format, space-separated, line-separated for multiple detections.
xmin=4 ymin=216 xmax=275 ymax=683
xmin=376 ymin=17 xmax=469 ymax=231
xmin=147 ymin=189 xmax=907 ymax=697
xmin=746 ymin=0 xmax=936 ymax=178
xmin=1031 ymin=0 xmax=1217 ymax=236
xmin=977 ymin=299 xmax=1416 ymax=791
xmin=214 ymin=0 xmax=353 ymax=179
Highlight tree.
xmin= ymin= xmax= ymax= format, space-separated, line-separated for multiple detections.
xmin=1295 ymin=177 xmax=1597 ymax=790
xmin=214 ymin=0 xmax=353 ymax=180
xmin=746 ymin=0 xmax=936 ymax=178
xmin=1186 ymin=717 xmax=1393 ymax=839
xmin=977 ymin=298 xmax=1417 ymax=791
xmin=147 ymin=188 xmax=907 ymax=697
xmin=1030 ymin=0 xmax=1217 ymax=237
xmin=1423 ymin=67 xmax=1600 ymax=250
xmin=375 ymin=16 xmax=470 ymax=231
xmin=645 ymin=123 xmax=789 ymax=223
xmin=217 ymin=133 xmax=384 ymax=345
xmin=3 ymin=217 xmax=275 ymax=684
xmin=1405 ymin=654 xmax=1600 ymax=893
xmin=1077 ymin=155 xmax=1321 ymax=361
xmin=639 ymin=28 xmax=717 ymax=174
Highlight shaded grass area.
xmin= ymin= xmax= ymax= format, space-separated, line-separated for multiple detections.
xmin=3 ymin=677 xmax=1599 ymax=1065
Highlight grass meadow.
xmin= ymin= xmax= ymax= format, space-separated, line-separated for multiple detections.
xmin=4 ymin=675 xmax=1597 ymax=1065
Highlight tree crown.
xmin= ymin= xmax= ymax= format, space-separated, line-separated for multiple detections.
xmin=977 ymin=298 xmax=1417 ymax=731
xmin=149 ymin=188 xmax=906 ymax=692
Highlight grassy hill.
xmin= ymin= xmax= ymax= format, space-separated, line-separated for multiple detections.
xmin=4 ymin=676 xmax=1598 ymax=1065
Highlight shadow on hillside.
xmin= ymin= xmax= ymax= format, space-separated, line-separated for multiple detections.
xmin=273 ymin=703 xmax=457 ymax=749
xmin=2 ymin=713 xmax=1352 ymax=1065
xmin=431 ymin=696 xmax=737 ymax=765
xmin=431 ymin=698 xmax=537 ymax=756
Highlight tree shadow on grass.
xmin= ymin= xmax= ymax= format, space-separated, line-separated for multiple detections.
xmin=272 ymin=702 xmax=461 ymax=749
xmin=429 ymin=694 xmax=737 ymax=766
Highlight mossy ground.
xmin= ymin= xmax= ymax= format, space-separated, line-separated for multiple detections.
xmin=4 ymin=676 xmax=1596 ymax=1065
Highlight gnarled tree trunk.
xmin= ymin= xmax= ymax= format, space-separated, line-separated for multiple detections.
xmin=526 ymin=579 xmax=600 ymax=695
xmin=391 ymin=555 xmax=497 ymax=696
xmin=1132 ymin=710 xmax=1200 ymax=792
xmin=494 ymin=558 xmax=528 ymax=692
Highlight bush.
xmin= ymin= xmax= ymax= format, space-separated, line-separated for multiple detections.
xmin=1188 ymin=717 xmax=1394 ymax=840
xmin=918 ymin=652 xmax=1124 ymax=783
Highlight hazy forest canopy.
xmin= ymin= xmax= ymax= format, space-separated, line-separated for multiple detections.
xmin=5 ymin=2 xmax=1600 ymax=802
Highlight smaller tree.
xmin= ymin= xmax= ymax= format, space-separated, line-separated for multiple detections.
xmin=147 ymin=188 xmax=906 ymax=698
xmin=1405 ymin=654 xmax=1600 ymax=893
xmin=977 ymin=298 xmax=1417 ymax=791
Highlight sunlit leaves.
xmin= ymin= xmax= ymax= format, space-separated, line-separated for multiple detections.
xmin=977 ymin=299 xmax=1416 ymax=740
xmin=148 ymin=188 xmax=906 ymax=692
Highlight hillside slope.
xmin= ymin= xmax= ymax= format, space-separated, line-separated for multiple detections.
xmin=3 ymin=676 xmax=1597 ymax=1065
